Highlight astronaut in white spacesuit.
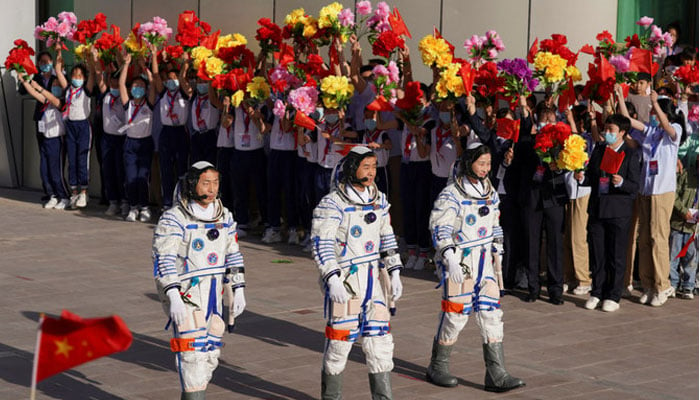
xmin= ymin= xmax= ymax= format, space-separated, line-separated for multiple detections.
xmin=425 ymin=143 xmax=525 ymax=393
xmin=152 ymin=161 xmax=246 ymax=400
xmin=311 ymin=146 xmax=404 ymax=400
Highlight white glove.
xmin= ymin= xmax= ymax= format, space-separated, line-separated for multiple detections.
xmin=443 ymin=248 xmax=464 ymax=284
xmin=166 ymin=288 xmax=188 ymax=327
xmin=232 ymin=288 xmax=246 ymax=318
xmin=390 ymin=270 xmax=403 ymax=301
xmin=327 ymin=274 xmax=350 ymax=303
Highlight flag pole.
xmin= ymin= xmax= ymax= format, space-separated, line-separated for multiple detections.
xmin=30 ymin=313 xmax=44 ymax=400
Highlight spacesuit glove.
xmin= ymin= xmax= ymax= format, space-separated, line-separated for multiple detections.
xmin=232 ymin=288 xmax=246 ymax=318
xmin=327 ymin=274 xmax=350 ymax=304
xmin=166 ymin=288 xmax=188 ymax=327
xmin=390 ymin=270 xmax=403 ymax=301
xmin=443 ymin=247 xmax=464 ymax=284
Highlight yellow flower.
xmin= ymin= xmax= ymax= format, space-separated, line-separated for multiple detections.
xmin=534 ymin=52 xmax=568 ymax=84
xmin=302 ymin=18 xmax=318 ymax=38
xmin=216 ymin=33 xmax=247 ymax=52
xmin=435 ymin=63 xmax=465 ymax=99
xmin=556 ymin=134 xmax=589 ymax=170
xmin=231 ymin=90 xmax=245 ymax=108
xmin=204 ymin=57 xmax=224 ymax=78
xmin=320 ymin=75 xmax=354 ymax=109
xmin=318 ymin=2 xmax=343 ymax=29
xmin=285 ymin=8 xmax=306 ymax=26
xmin=74 ymin=44 xmax=90 ymax=60
xmin=124 ymin=32 xmax=146 ymax=55
xmin=246 ymin=76 xmax=271 ymax=100
xmin=565 ymin=65 xmax=582 ymax=82
xmin=419 ymin=35 xmax=452 ymax=68
xmin=191 ymin=46 xmax=213 ymax=68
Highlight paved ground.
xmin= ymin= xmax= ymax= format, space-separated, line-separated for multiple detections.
xmin=0 ymin=188 xmax=698 ymax=400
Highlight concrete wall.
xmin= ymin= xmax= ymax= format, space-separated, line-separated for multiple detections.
xmin=2 ymin=0 xmax=619 ymax=191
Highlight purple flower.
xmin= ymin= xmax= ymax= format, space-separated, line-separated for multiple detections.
xmin=609 ymin=55 xmax=630 ymax=73
xmin=339 ymin=9 xmax=355 ymax=27
xmin=387 ymin=61 xmax=400 ymax=83
xmin=356 ymin=1 xmax=372 ymax=16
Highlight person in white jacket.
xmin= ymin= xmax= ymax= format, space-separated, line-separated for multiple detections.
xmin=311 ymin=146 xmax=403 ymax=400
xmin=426 ymin=143 xmax=524 ymax=393
xmin=152 ymin=161 xmax=246 ymax=400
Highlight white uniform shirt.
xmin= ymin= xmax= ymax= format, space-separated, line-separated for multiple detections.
xmin=401 ymin=125 xmax=430 ymax=163
xmin=232 ymin=107 xmax=264 ymax=151
xmin=64 ymin=86 xmax=90 ymax=121
xmin=124 ymin=100 xmax=153 ymax=139
xmin=159 ymin=89 xmax=188 ymax=126
xmin=297 ymin=128 xmax=318 ymax=163
xmin=190 ymin=94 xmax=219 ymax=132
xmin=269 ymin=116 xmax=296 ymax=151
xmin=38 ymin=104 xmax=65 ymax=138
xmin=216 ymin=124 xmax=234 ymax=148
xmin=316 ymin=121 xmax=347 ymax=169
xmin=102 ymin=92 xmax=126 ymax=135
xmin=362 ymin=129 xmax=389 ymax=168
xmin=429 ymin=125 xmax=457 ymax=177
xmin=631 ymin=123 xmax=682 ymax=195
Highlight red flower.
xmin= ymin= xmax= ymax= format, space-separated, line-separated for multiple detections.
xmin=94 ymin=25 xmax=123 ymax=51
xmin=534 ymin=130 xmax=554 ymax=153
xmin=596 ymin=30 xmax=615 ymax=45
xmin=474 ymin=62 xmax=505 ymax=100
xmin=674 ymin=63 xmax=699 ymax=85
xmin=256 ymin=18 xmax=282 ymax=53
xmin=396 ymin=81 xmax=424 ymax=110
xmin=372 ymin=30 xmax=405 ymax=58
xmin=212 ymin=68 xmax=252 ymax=92
xmin=5 ymin=41 xmax=38 ymax=76
xmin=540 ymin=122 xmax=571 ymax=146
xmin=74 ymin=13 xmax=107 ymax=44
xmin=164 ymin=45 xmax=184 ymax=60
xmin=217 ymin=45 xmax=255 ymax=69
xmin=625 ymin=34 xmax=641 ymax=48
xmin=176 ymin=10 xmax=209 ymax=49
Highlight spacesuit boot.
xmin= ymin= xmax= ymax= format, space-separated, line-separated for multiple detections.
xmin=426 ymin=339 xmax=458 ymax=387
xmin=321 ymin=371 xmax=343 ymax=400
xmin=368 ymin=372 xmax=392 ymax=400
xmin=482 ymin=342 xmax=525 ymax=392
xmin=181 ymin=390 xmax=206 ymax=399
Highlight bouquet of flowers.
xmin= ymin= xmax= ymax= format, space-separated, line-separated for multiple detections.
xmin=581 ymin=58 xmax=617 ymax=105
xmin=395 ymin=81 xmax=425 ymax=126
xmin=372 ymin=30 xmax=405 ymax=59
xmin=626 ymin=16 xmax=673 ymax=58
xmin=245 ymin=76 xmax=271 ymax=107
xmin=5 ymin=39 xmax=37 ymax=80
xmin=256 ymin=18 xmax=282 ymax=57
xmin=213 ymin=68 xmax=252 ymax=100
xmin=316 ymin=2 xmax=354 ymax=45
xmin=463 ymin=30 xmax=505 ymax=67
xmin=418 ymin=34 xmax=453 ymax=69
xmin=138 ymin=16 xmax=172 ymax=48
xmin=556 ymin=133 xmax=589 ymax=171
xmin=268 ymin=64 xmax=303 ymax=97
xmin=283 ymin=8 xmax=319 ymax=48
xmin=320 ymin=75 xmax=354 ymax=109
xmin=528 ymin=34 xmax=581 ymax=92
xmin=534 ymin=122 xmax=571 ymax=163
xmin=673 ymin=62 xmax=699 ymax=92
xmin=435 ymin=62 xmax=466 ymax=101
xmin=497 ymin=58 xmax=538 ymax=107
xmin=473 ymin=61 xmax=505 ymax=103
xmin=124 ymin=24 xmax=148 ymax=57
xmin=176 ymin=10 xmax=211 ymax=51
xmin=289 ymin=85 xmax=319 ymax=116
xmin=371 ymin=61 xmax=400 ymax=104
xmin=34 ymin=12 xmax=77 ymax=49
xmin=94 ymin=25 xmax=124 ymax=66
xmin=73 ymin=13 xmax=107 ymax=45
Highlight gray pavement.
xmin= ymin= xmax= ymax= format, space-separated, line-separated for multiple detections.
xmin=0 ymin=188 xmax=698 ymax=400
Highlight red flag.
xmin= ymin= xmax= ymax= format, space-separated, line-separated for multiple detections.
xmin=496 ymin=118 xmax=520 ymax=143
xmin=433 ymin=27 xmax=455 ymax=55
xmin=579 ymin=44 xmax=595 ymax=55
xmin=35 ymin=310 xmax=132 ymax=382
xmin=628 ymin=48 xmax=659 ymax=75
xmin=599 ymin=55 xmax=615 ymax=81
xmin=619 ymin=82 xmax=630 ymax=98
xmin=675 ymin=233 xmax=696 ymax=259
xmin=335 ymin=143 xmax=359 ymax=156
xmin=200 ymin=29 xmax=220 ymax=50
xmin=329 ymin=45 xmax=340 ymax=69
xmin=389 ymin=8 xmax=411 ymax=38
xmin=600 ymin=147 xmax=625 ymax=175
xmin=527 ymin=38 xmax=539 ymax=64
xmin=274 ymin=43 xmax=295 ymax=66
xmin=293 ymin=111 xmax=316 ymax=131
xmin=367 ymin=95 xmax=394 ymax=111
xmin=558 ymin=76 xmax=576 ymax=113
xmin=458 ymin=63 xmax=474 ymax=94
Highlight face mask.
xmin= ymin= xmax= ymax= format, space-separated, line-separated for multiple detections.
xmin=439 ymin=111 xmax=451 ymax=124
xmin=51 ymin=86 xmax=63 ymax=97
xmin=71 ymin=78 xmax=84 ymax=88
xmin=140 ymin=73 xmax=148 ymax=81
xmin=538 ymin=122 xmax=549 ymax=130
xmin=109 ymin=88 xmax=119 ymax=97
xmin=364 ymin=119 xmax=377 ymax=131
xmin=165 ymin=79 xmax=179 ymax=92
xmin=39 ymin=63 xmax=52 ymax=73
xmin=131 ymin=86 xmax=145 ymax=99
xmin=325 ymin=114 xmax=339 ymax=124
xmin=604 ymin=131 xmax=617 ymax=145
xmin=649 ymin=115 xmax=659 ymax=128
xmin=196 ymin=83 xmax=209 ymax=95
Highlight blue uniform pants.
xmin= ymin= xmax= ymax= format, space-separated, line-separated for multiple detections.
xmin=64 ymin=119 xmax=91 ymax=190
xmin=159 ymin=125 xmax=189 ymax=207
xmin=124 ymin=136 xmax=154 ymax=208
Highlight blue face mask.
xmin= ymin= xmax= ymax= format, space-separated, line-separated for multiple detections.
xmin=131 ymin=86 xmax=145 ymax=99
xmin=109 ymin=88 xmax=119 ymax=97
xmin=604 ymin=131 xmax=618 ymax=145
xmin=196 ymin=83 xmax=209 ymax=95
xmin=649 ymin=115 xmax=659 ymax=128
xmin=325 ymin=114 xmax=339 ymax=124
xmin=39 ymin=63 xmax=52 ymax=73
xmin=165 ymin=79 xmax=179 ymax=92
xmin=439 ymin=111 xmax=451 ymax=124
xmin=364 ymin=118 xmax=377 ymax=131
xmin=51 ymin=86 xmax=63 ymax=98
xmin=71 ymin=78 xmax=84 ymax=88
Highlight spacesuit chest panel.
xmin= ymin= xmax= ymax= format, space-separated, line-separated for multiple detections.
xmin=336 ymin=203 xmax=384 ymax=268
xmin=181 ymin=220 xmax=231 ymax=279
xmin=453 ymin=192 xmax=499 ymax=249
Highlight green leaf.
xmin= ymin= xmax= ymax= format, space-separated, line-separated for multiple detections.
xmin=271 ymin=259 xmax=293 ymax=264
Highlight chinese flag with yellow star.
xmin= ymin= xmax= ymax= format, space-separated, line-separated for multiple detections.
xmin=35 ymin=310 xmax=133 ymax=381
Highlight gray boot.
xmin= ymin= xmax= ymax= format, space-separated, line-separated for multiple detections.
xmin=426 ymin=340 xmax=458 ymax=387
xmin=321 ymin=371 xmax=343 ymax=400
xmin=368 ymin=372 xmax=392 ymax=400
xmin=181 ymin=390 xmax=206 ymax=400
xmin=483 ymin=342 xmax=525 ymax=392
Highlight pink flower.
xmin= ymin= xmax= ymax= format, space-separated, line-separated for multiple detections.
xmin=650 ymin=25 xmax=663 ymax=40
xmin=493 ymin=37 xmax=505 ymax=51
xmin=58 ymin=11 xmax=77 ymax=25
xmin=57 ymin=21 xmax=73 ymax=38
xmin=375 ymin=2 xmax=390 ymax=18
xmin=273 ymin=99 xmax=286 ymax=118
xmin=636 ymin=16 xmax=654 ymax=28
xmin=609 ymin=55 xmax=630 ymax=73
xmin=289 ymin=86 xmax=319 ymax=115
xmin=486 ymin=30 xmax=497 ymax=39
xmin=387 ymin=61 xmax=399 ymax=83
xmin=339 ymin=9 xmax=355 ymax=27
xmin=662 ymin=32 xmax=674 ymax=47
xmin=488 ymin=48 xmax=498 ymax=59
xmin=688 ymin=104 xmax=698 ymax=122
xmin=139 ymin=22 xmax=154 ymax=36
xmin=44 ymin=17 xmax=58 ymax=31
xmin=356 ymin=1 xmax=372 ymax=16
xmin=34 ymin=26 xmax=45 ymax=40
xmin=372 ymin=64 xmax=389 ymax=77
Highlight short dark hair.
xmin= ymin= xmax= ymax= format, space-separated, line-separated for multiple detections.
xmin=359 ymin=65 xmax=373 ymax=74
xmin=368 ymin=58 xmax=386 ymax=66
xmin=605 ymin=114 xmax=631 ymax=135
xmin=37 ymin=51 xmax=52 ymax=62
xmin=496 ymin=107 xmax=513 ymax=119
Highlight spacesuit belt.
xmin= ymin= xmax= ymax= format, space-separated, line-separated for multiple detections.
xmin=325 ymin=326 xmax=358 ymax=342
xmin=170 ymin=337 xmax=196 ymax=352
xmin=454 ymin=235 xmax=493 ymax=249
xmin=441 ymin=299 xmax=473 ymax=315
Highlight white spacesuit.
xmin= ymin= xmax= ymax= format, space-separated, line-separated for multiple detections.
xmin=153 ymin=162 xmax=246 ymax=400
xmin=312 ymin=146 xmax=403 ymax=400
xmin=426 ymin=144 xmax=524 ymax=393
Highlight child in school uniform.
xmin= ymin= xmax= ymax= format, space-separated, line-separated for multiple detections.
xmin=216 ymin=97 xmax=235 ymax=212
xmin=296 ymin=122 xmax=320 ymax=251
xmin=315 ymin=108 xmax=358 ymax=204
xmin=361 ymin=108 xmax=393 ymax=194
xmin=189 ymin=77 xmax=220 ymax=165
xmin=18 ymin=71 xmax=70 ymax=210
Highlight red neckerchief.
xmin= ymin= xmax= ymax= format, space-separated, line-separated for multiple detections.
xmin=225 ymin=124 xmax=232 ymax=138
xmin=166 ymin=90 xmax=179 ymax=121
xmin=108 ymin=92 xmax=118 ymax=111
xmin=62 ymin=87 xmax=83 ymax=118
xmin=322 ymin=122 xmax=340 ymax=162
xmin=403 ymin=131 xmax=413 ymax=158
xmin=195 ymin=94 xmax=208 ymax=130
xmin=243 ymin=109 xmax=251 ymax=132
xmin=129 ymin=100 xmax=145 ymax=124
xmin=366 ymin=128 xmax=383 ymax=145
xmin=435 ymin=124 xmax=451 ymax=154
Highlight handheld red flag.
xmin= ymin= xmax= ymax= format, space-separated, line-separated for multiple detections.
xmin=33 ymin=310 xmax=132 ymax=383
xmin=389 ymin=8 xmax=411 ymax=38
xmin=675 ymin=233 xmax=696 ymax=259
xmin=496 ymin=118 xmax=520 ymax=143
xmin=200 ymin=29 xmax=220 ymax=50
xmin=628 ymin=48 xmax=659 ymax=75
xmin=458 ymin=63 xmax=474 ymax=94
xmin=367 ymin=95 xmax=394 ymax=111
xmin=558 ymin=76 xmax=576 ymax=113
xmin=600 ymin=147 xmax=625 ymax=175
xmin=293 ymin=111 xmax=316 ymax=131
xmin=527 ymin=38 xmax=539 ymax=64
xmin=335 ymin=143 xmax=359 ymax=156
xmin=599 ymin=55 xmax=615 ymax=82
xmin=579 ymin=44 xmax=595 ymax=55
